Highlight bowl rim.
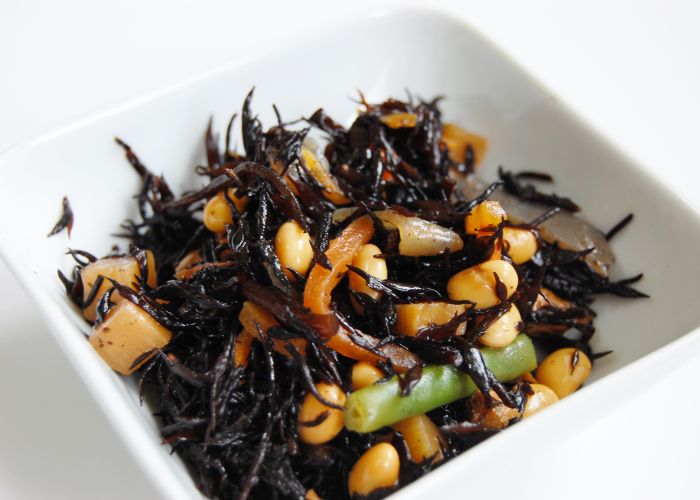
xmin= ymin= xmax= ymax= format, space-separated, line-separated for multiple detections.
xmin=2 ymin=5 xmax=700 ymax=499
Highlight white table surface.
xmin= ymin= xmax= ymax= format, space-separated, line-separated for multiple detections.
xmin=2 ymin=1 xmax=699 ymax=498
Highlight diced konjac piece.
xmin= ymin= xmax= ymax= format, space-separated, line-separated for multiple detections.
xmin=458 ymin=174 xmax=614 ymax=277
xmin=374 ymin=210 xmax=463 ymax=257
xmin=89 ymin=299 xmax=171 ymax=375
xmin=80 ymin=251 xmax=157 ymax=322
xmin=395 ymin=302 xmax=469 ymax=336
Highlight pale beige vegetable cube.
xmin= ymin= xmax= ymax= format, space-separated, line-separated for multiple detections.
xmin=80 ymin=252 xmax=156 ymax=322
xmin=89 ymin=299 xmax=171 ymax=375
xmin=395 ymin=302 xmax=469 ymax=336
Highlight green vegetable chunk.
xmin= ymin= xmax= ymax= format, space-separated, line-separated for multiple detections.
xmin=344 ymin=334 xmax=536 ymax=433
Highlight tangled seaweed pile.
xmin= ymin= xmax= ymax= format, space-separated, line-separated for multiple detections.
xmin=58 ymin=90 xmax=644 ymax=499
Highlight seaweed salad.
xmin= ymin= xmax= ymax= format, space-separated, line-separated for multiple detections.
xmin=57 ymin=90 xmax=645 ymax=499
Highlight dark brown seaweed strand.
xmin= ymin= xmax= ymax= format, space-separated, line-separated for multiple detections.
xmin=129 ymin=348 xmax=158 ymax=372
xmin=66 ymin=248 xmax=97 ymax=266
xmin=241 ymin=88 xmax=265 ymax=163
xmin=592 ymin=350 xmax=614 ymax=360
xmin=241 ymin=281 xmax=340 ymax=341
xmin=458 ymin=180 xmax=504 ymax=212
xmin=205 ymin=118 xmax=221 ymax=169
xmin=397 ymin=337 xmax=464 ymax=366
xmin=310 ymin=210 xmax=333 ymax=271
xmin=513 ymin=171 xmax=554 ymax=182
xmin=162 ymin=175 xmax=236 ymax=210
xmin=228 ymin=162 xmax=310 ymax=233
xmin=305 ymin=335 xmax=344 ymax=389
xmin=114 ymin=137 xmax=149 ymax=178
xmin=207 ymin=333 xmax=238 ymax=441
xmin=346 ymin=265 xmax=444 ymax=302
xmin=285 ymin=342 xmax=343 ymax=410
xmin=416 ymin=308 xmax=473 ymax=342
xmin=128 ymin=244 xmax=153 ymax=289
xmin=463 ymin=144 xmax=475 ymax=172
xmin=493 ymin=272 xmax=508 ymax=303
xmin=605 ymin=213 xmax=634 ymax=241
xmin=224 ymin=113 xmax=237 ymax=161
xmin=457 ymin=342 xmax=519 ymax=409
xmin=307 ymin=108 xmax=348 ymax=143
xmin=57 ymin=269 xmax=78 ymax=302
xmin=298 ymin=410 xmax=330 ymax=427
xmin=47 ymin=196 xmax=74 ymax=237
xmin=239 ymin=331 xmax=276 ymax=500
xmin=93 ymin=286 xmax=118 ymax=326
xmin=529 ymin=206 xmax=562 ymax=227
xmin=398 ymin=364 xmax=423 ymax=397
xmin=160 ymin=351 xmax=212 ymax=388
xmin=107 ymin=280 xmax=193 ymax=329
xmin=607 ymin=274 xmax=648 ymax=297
xmin=499 ymin=167 xmax=580 ymax=212
xmin=81 ymin=275 xmax=105 ymax=311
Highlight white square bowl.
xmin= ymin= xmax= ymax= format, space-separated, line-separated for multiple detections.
xmin=1 ymin=7 xmax=700 ymax=499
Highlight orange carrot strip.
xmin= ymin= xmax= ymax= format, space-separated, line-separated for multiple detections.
xmin=234 ymin=330 xmax=254 ymax=368
xmin=304 ymin=216 xmax=375 ymax=315
xmin=301 ymin=147 xmax=351 ymax=205
xmin=303 ymin=216 xmax=419 ymax=371
xmin=328 ymin=327 xmax=418 ymax=372
xmin=238 ymin=301 xmax=307 ymax=357
xmin=326 ymin=327 xmax=383 ymax=365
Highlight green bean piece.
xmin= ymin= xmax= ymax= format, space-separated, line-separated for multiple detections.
xmin=344 ymin=334 xmax=536 ymax=433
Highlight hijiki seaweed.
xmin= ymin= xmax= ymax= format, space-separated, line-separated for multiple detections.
xmin=58 ymin=90 xmax=645 ymax=499
xmin=48 ymin=196 xmax=74 ymax=237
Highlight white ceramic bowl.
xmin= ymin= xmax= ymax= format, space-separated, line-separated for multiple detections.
xmin=1 ymin=7 xmax=700 ymax=499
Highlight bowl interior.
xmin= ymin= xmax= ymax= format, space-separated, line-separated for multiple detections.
xmin=2 ymin=7 xmax=700 ymax=499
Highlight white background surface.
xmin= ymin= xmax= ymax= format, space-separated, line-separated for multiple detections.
xmin=1 ymin=1 xmax=699 ymax=498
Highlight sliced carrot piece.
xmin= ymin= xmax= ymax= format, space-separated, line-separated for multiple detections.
xmin=326 ymin=327 xmax=382 ymax=364
xmin=301 ymin=147 xmax=351 ymax=206
xmin=238 ymin=301 xmax=307 ymax=357
xmin=328 ymin=327 xmax=417 ymax=372
xmin=304 ymin=216 xmax=375 ymax=315
xmin=234 ymin=329 xmax=254 ymax=368
xmin=303 ymin=216 xmax=419 ymax=371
